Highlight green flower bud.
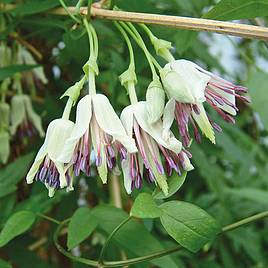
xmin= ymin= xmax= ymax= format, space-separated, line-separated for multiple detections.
xmin=146 ymin=78 xmax=165 ymax=124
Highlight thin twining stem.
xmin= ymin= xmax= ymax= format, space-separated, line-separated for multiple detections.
xmin=98 ymin=216 xmax=132 ymax=264
xmin=53 ymin=210 xmax=268 ymax=268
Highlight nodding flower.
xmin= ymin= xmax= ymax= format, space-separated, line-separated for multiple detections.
xmin=160 ymin=59 xmax=249 ymax=147
xmin=10 ymin=94 xmax=44 ymax=138
xmin=58 ymin=94 xmax=137 ymax=184
xmin=26 ymin=118 xmax=75 ymax=197
xmin=120 ymin=101 xmax=194 ymax=196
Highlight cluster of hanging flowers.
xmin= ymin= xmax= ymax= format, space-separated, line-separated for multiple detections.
xmin=25 ymin=18 xmax=249 ymax=197
xmin=0 ymin=43 xmax=46 ymax=164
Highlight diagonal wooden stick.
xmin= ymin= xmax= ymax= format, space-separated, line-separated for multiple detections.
xmin=4 ymin=4 xmax=268 ymax=41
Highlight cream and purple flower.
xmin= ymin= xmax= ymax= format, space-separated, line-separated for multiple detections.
xmin=26 ymin=118 xmax=74 ymax=197
xmin=10 ymin=94 xmax=44 ymax=138
xmin=120 ymin=101 xmax=193 ymax=195
xmin=58 ymin=94 xmax=137 ymax=184
xmin=160 ymin=59 xmax=249 ymax=146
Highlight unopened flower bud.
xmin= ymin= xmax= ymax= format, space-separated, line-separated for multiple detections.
xmin=146 ymin=79 xmax=165 ymax=123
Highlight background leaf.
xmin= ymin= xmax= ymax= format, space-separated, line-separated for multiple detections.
xmin=153 ymin=172 xmax=187 ymax=199
xmin=0 ymin=65 xmax=38 ymax=80
xmin=130 ymin=193 xmax=162 ymax=218
xmin=204 ymin=0 xmax=268 ymax=20
xmin=11 ymin=0 xmax=60 ymax=16
xmin=67 ymin=207 xmax=98 ymax=250
xmin=0 ymin=211 xmax=36 ymax=247
xmin=247 ymin=70 xmax=268 ymax=130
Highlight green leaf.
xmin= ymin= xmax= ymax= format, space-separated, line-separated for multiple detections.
xmin=0 ymin=152 xmax=34 ymax=183
xmin=0 ymin=153 xmax=34 ymax=198
xmin=204 ymin=0 xmax=268 ymax=20
xmin=226 ymin=188 xmax=268 ymax=204
xmin=67 ymin=207 xmax=98 ymax=250
xmin=11 ymin=0 xmax=60 ymax=16
xmin=153 ymin=172 xmax=187 ymax=199
xmin=160 ymin=201 xmax=221 ymax=252
xmin=0 ymin=65 xmax=38 ymax=81
xmin=247 ymin=70 xmax=268 ymax=130
xmin=92 ymin=205 xmax=178 ymax=268
xmin=0 ymin=259 xmax=12 ymax=268
xmin=130 ymin=193 xmax=162 ymax=218
xmin=0 ymin=211 xmax=36 ymax=247
xmin=174 ymin=31 xmax=197 ymax=55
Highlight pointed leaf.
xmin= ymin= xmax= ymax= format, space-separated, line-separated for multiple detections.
xmin=160 ymin=201 xmax=221 ymax=252
xmin=0 ymin=211 xmax=36 ymax=247
xmin=204 ymin=0 xmax=268 ymax=20
xmin=153 ymin=172 xmax=187 ymax=199
xmin=67 ymin=207 xmax=98 ymax=250
xmin=130 ymin=193 xmax=162 ymax=218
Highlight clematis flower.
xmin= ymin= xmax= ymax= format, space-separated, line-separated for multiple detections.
xmin=10 ymin=94 xmax=44 ymax=138
xmin=160 ymin=59 xmax=249 ymax=146
xmin=58 ymin=94 xmax=137 ymax=184
xmin=26 ymin=118 xmax=74 ymax=197
xmin=120 ymin=101 xmax=194 ymax=195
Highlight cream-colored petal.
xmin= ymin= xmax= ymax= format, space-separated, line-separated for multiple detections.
xmin=92 ymin=94 xmax=137 ymax=153
xmin=133 ymin=102 xmax=182 ymax=154
xmin=26 ymin=143 xmax=47 ymax=184
xmin=209 ymin=85 xmax=236 ymax=115
xmin=47 ymin=119 xmax=74 ymax=161
xmin=10 ymin=95 xmax=26 ymax=135
xmin=24 ymin=95 xmax=45 ymax=137
xmin=162 ymin=98 xmax=175 ymax=140
xmin=191 ymin=103 xmax=215 ymax=144
xmin=121 ymin=155 xmax=132 ymax=194
xmin=54 ymin=161 xmax=67 ymax=188
xmin=90 ymin=114 xmax=108 ymax=184
xmin=120 ymin=105 xmax=134 ymax=137
xmin=181 ymin=152 xmax=194 ymax=171
xmin=59 ymin=95 xmax=92 ymax=163
xmin=170 ymin=60 xmax=210 ymax=103
xmin=161 ymin=60 xmax=211 ymax=104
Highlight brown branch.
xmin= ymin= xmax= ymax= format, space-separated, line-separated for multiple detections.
xmin=9 ymin=32 xmax=43 ymax=60
xmin=4 ymin=4 xmax=268 ymax=41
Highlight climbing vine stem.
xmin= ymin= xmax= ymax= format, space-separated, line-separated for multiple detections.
xmin=53 ymin=210 xmax=268 ymax=268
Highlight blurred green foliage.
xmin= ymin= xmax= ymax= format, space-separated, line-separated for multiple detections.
xmin=0 ymin=0 xmax=268 ymax=267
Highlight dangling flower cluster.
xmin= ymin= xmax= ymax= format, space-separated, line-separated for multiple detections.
xmin=0 ymin=42 xmax=46 ymax=164
xmin=160 ymin=60 xmax=249 ymax=146
xmin=25 ymin=18 xmax=249 ymax=197
xmin=140 ymin=24 xmax=249 ymax=147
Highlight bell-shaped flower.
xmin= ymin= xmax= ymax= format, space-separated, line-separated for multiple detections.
xmin=160 ymin=59 xmax=249 ymax=146
xmin=26 ymin=118 xmax=75 ymax=197
xmin=18 ymin=45 xmax=48 ymax=84
xmin=58 ymin=94 xmax=137 ymax=184
xmin=0 ymin=102 xmax=10 ymax=164
xmin=120 ymin=101 xmax=194 ymax=195
xmin=10 ymin=94 xmax=44 ymax=138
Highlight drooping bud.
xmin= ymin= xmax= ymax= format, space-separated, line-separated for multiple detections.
xmin=146 ymin=78 xmax=165 ymax=123
xmin=150 ymin=36 xmax=174 ymax=62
